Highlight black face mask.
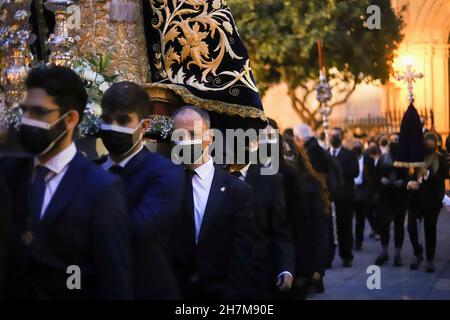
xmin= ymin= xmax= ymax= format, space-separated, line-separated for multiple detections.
xmin=389 ymin=142 xmax=398 ymax=155
xmin=424 ymin=146 xmax=435 ymax=156
xmin=259 ymin=142 xmax=277 ymax=164
xmin=330 ymin=136 xmax=342 ymax=148
xmin=353 ymin=146 xmax=363 ymax=157
xmin=368 ymin=146 xmax=379 ymax=157
xmin=380 ymin=139 xmax=388 ymax=147
xmin=18 ymin=113 xmax=68 ymax=156
xmin=100 ymin=123 xmax=142 ymax=156
xmin=230 ymin=142 xmax=257 ymax=165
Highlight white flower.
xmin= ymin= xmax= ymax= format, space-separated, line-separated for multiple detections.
xmin=86 ymin=102 xmax=102 ymax=117
xmin=92 ymin=103 xmax=102 ymax=117
xmin=82 ymin=69 xmax=98 ymax=82
xmin=212 ymin=0 xmax=221 ymax=10
xmin=99 ymin=82 xmax=110 ymax=93
xmin=95 ymin=74 xmax=105 ymax=84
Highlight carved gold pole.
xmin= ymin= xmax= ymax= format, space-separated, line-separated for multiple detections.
xmin=76 ymin=0 xmax=149 ymax=83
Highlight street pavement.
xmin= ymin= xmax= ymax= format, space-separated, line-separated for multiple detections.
xmin=310 ymin=208 xmax=450 ymax=300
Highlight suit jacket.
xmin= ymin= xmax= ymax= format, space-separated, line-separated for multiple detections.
xmin=99 ymin=148 xmax=185 ymax=299
xmin=305 ymin=137 xmax=329 ymax=175
xmin=354 ymin=155 xmax=376 ymax=202
xmin=375 ymin=152 xmax=411 ymax=205
xmin=279 ymin=162 xmax=328 ymax=277
xmin=418 ymin=152 xmax=449 ymax=210
xmin=0 ymin=171 xmax=11 ymax=298
xmin=168 ymin=165 xmax=254 ymax=300
xmin=244 ymin=164 xmax=294 ymax=296
xmin=331 ymin=148 xmax=359 ymax=203
xmin=1 ymin=152 xmax=132 ymax=299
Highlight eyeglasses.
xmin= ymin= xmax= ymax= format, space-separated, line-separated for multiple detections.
xmin=19 ymin=104 xmax=61 ymax=118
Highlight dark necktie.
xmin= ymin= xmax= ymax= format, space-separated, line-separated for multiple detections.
xmin=184 ymin=168 xmax=196 ymax=222
xmin=109 ymin=164 xmax=123 ymax=175
xmin=31 ymin=165 xmax=50 ymax=221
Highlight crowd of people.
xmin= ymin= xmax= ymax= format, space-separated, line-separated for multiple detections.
xmin=0 ymin=65 xmax=448 ymax=300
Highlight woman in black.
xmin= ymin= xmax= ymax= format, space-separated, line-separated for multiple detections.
xmin=408 ymin=132 xmax=449 ymax=272
xmin=268 ymin=119 xmax=329 ymax=299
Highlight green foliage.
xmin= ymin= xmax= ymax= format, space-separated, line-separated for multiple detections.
xmin=228 ymin=0 xmax=404 ymax=126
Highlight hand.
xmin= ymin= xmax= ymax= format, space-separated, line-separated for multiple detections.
xmin=407 ymin=181 xmax=420 ymax=190
xmin=442 ymin=195 xmax=450 ymax=212
xmin=381 ymin=177 xmax=390 ymax=185
xmin=276 ymin=272 xmax=293 ymax=292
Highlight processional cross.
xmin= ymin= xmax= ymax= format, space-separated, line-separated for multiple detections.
xmin=395 ymin=62 xmax=424 ymax=104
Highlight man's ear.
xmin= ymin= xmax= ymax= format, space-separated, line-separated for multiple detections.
xmin=65 ymin=111 xmax=80 ymax=131
xmin=204 ymin=128 xmax=213 ymax=144
xmin=141 ymin=118 xmax=151 ymax=132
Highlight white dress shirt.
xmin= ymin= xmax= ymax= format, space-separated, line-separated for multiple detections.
xmin=236 ymin=163 xmax=251 ymax=181
xmin=192 ymin=157 xmax=215 ymax=243
xmin=34 ymin=142 xmax=77 ymax=219
xmin=101 ymin=145 xmax=144 ymax=171
xmin=354 ymin=155 xmax=364 ymax=186
xmin=330 ymin=147 xmax=342 ymax=157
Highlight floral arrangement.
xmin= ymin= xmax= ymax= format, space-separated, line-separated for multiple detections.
xmin=74 ymin=53 xmax=175 ymax=141
xmin=145 ymin=115 xmax=174 ymax=141
xmin=73 ymin=53 xmax=118 ymax=138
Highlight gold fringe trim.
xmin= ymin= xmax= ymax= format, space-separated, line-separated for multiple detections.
xmin=143 ymin=83 xmax=267 ymax=122
xmin=393 ymin=161 xmax=426 ymax=168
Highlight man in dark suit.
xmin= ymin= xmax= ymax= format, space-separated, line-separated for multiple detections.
xmin=97 ymin=82 xmax=185 ymax=299
xmin=231 ymin=125 xmax=294 ymax=299
xmin=169 ymin=105 xmax=254 ymax=299
xmin=352 ymin=140 xmax=376 ymax=251
xmin=328 ymin=128 xmax=359 ymax=267
xmin=1 ymin=66 xmax=132 ymax=299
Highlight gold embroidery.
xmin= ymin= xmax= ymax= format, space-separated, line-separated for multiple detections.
xmin=150 ymin=0 xmax=259 ymax=95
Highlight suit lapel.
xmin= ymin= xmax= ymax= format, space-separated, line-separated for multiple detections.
xmin=244 ymin=164 xmax=260 ymax=187
xmin=39 ymin=153 xmax=87 ymax=230
xmin=197 ymin=165 xmax=226 ymax=243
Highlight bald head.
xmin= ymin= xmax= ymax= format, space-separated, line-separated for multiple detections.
xmin=173 ymin=105 xmax=210 ymax=130
xmin=172 ymin=105 xmax=212 ymax=146
xmin=293 ymin=123 xmax=313 ymax=141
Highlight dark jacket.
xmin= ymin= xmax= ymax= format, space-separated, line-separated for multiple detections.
xmin=375 ymin=152 xmax=410 ymax=201
xmin=279 ymin=162 xmax=328 ymax=277
xmin=1 ymin=153 xmax=132 ymax=299
xmin=98 ymin=148 xmax=185 ymax=299
xmin=418 ymin=152 xmax=449 ymax=210
xmin=354 ymin=155 xmax=376 ymax=203
xmin=168 ymin=165 xmax=254 ymax=300
xmin=305 ymin=137 xmax=328 ymax=175
xmin=244 ymin=164 xmax=294 ymax=296
xmin=330 ymin=147 xmax=359 ymax=203
xmin=0 ymin=171 xmax=11 ymax=298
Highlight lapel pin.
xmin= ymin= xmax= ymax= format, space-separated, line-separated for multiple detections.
xmin=220 ymin=186 xmax=226 ymax=192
